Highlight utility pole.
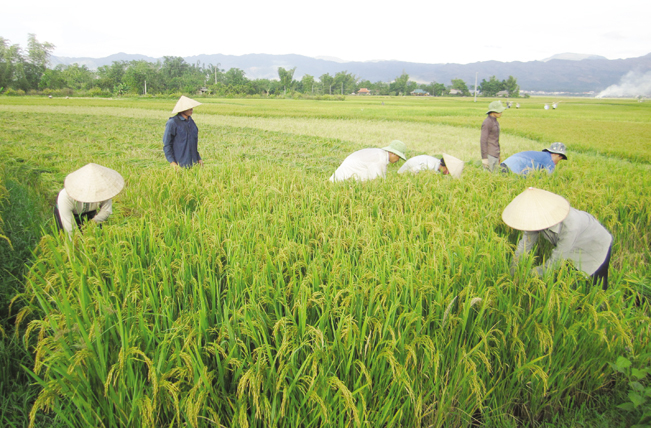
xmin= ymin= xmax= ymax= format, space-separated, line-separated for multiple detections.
xmin=144 ymin=80 xmax=147 ymax=95
xmin=474 ymin=72 xmax=478 ymax=102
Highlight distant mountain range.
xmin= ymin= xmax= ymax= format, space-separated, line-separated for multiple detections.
xmin=49 ymin=52 xmax=651 ymax=93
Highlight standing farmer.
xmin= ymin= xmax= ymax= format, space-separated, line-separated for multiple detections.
xmin=502 ymin=187 xmax=613 ymax=289
xmin=330 ymin=140 xmax=407 ymax=182
xmin=54 ymin=163 xmax=124 ymax=236
xmin=163 ymin=96 xmax=203 ymax=169
xmin=480 ymin=101 xmax=506 ymax=172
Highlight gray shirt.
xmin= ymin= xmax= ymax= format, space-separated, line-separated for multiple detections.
xmin=514 ymin=208 xmax=613 ymax=276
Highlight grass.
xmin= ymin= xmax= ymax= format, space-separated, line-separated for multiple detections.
xmin=0 ymin=96 xmax=649 ymax=427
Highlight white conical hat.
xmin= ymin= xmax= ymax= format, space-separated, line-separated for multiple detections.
xmin=64 ymin=163 xmax=124 ymax=203
xmin=172 ymin=96 xmax=202 ymax=115
xmin=502 ymin=187 xmax=570 ymax=231
xmin=442 ymin=153 xmax=464 ymax=179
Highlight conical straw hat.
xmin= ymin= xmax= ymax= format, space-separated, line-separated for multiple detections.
xmin=502 ymin=187 xmax=570 ymax=231
xmin=442 ymin=153 xmax=464 ymax=179
xmin=64 ymin=163 xmax=124 ymax=203
xmin=172 ymin=96 xmax=202 ymax=115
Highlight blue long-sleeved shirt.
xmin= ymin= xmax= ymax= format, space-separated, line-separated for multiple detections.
xmin=163 ymin=115 xmax=201 ymax=167
xmin=502 ymin=151 xmax=555 ymax=175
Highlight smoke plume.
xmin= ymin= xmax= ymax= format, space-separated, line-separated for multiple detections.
xmin=597 ymin=70 xmax=651 ymax=98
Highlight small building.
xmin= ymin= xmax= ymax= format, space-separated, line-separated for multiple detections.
xmin=198 ymin=87 xmax=210 ymax=95
xmin=357 ymin=88 xmax=371 ymax=95
xmin=448 ymin=89 xmax=462 ymax=95
xmin=496 ymin=90 xmax=509 ymax=97
xmin=411 ymin=89 xmax=429 ymax=96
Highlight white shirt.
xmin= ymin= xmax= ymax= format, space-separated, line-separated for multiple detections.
xmin=57 ymin=188 xmax=112 ymax=234
xmin=398 ymin=155 xmax=441 ymax=174
xmin=329 ymin=148 xmax=390 ymax=182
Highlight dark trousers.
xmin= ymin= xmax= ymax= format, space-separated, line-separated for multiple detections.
xmin=591 ymin=244 xmax=612 ymax=290
xmin=53 ymin=206 xmax=97 ymax=232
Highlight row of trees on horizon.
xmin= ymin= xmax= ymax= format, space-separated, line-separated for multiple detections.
xmin=1 ymin=35 xmax=521 ymax=98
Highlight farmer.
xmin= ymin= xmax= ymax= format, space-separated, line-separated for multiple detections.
xmin=163 ymin=95 xmax=203 ymax=169
xmin=330 ymin=140 xmax=407 ymax=182
xmin=480 ymin=101 xmax=506 ymax=172
xmin=54 ymin=163 xmax=124 ymax=236
xmin=398 ymin=153 xmax=464 ymax=178
xmin=500 ymin=142 xmax=567 ymax=176
xmin=502 ymin=187 xmax=613 ymax=290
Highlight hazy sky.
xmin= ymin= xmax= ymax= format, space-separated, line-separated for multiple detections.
xmin=4 ymin=0 xmax=650 ymax=64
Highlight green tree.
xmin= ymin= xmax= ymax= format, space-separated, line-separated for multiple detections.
xmin=61 ymin=64 xmax=94 ymax=90
xmin=424 ymin=82 xmax=445 ymax=96
xmin=372 ymin=81 xmax=390 ymax=95
xmin=300 ymin=74 xmax=315 ymax=94
xmin=39 ymin=65 xmax=66 ymax=90
xmin=161 ymin=56 xmax=190 ymax=91
xmin=23 ymin=34 xmax=55 ymax=90
xmin=96 ymin=61 xmax=127 ymax=91
xmin=223 ymin=68 xmax=248 ymax=87
xmin=390 ymin=72 xmax=410 ymax=95
xmin=277 ymin=67 xmax=296 ymax=92
xmin=0 ymin=38 xmax=21 ymax=90
xmin=450 ymin=78 xmax=470 ymax=96
xmin=250 ymin=78 xmax=279 ymax=96
xmin=333 ymin=70 xmax=358 ymax=95
xmin=405 ymin=80 xmax=419 ymax=95
xmin=319 ymin=73 xmax=334 ymax=95
xmin=478 ymin=76 xmax=504 ymax=97
xmin=123 ymin=60 xmax=157 ymax=94
xmin=503 ymin=75 xmax=520 ymax=97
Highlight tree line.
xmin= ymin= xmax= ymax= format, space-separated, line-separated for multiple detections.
xmin=1 ymin=35 xmax=520 ymax=98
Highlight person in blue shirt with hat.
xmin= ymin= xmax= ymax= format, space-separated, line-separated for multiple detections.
xmin=500 ymin=142 xmax=567 ymax=176
xmin=163 ymin=96 xmax=204 ymax=169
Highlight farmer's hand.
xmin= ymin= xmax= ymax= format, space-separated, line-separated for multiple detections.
xmin=482 ymin=159 xmax=489 ymax=169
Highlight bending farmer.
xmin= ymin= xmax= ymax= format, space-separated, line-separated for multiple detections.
xmin=54 ymin=163 xmax=124 ymax=236
xmin=500 ymin=142 xmax=567 ymax=175
xmin=398 ymin=153 xmax=465 ymax=178
xmin=502 ymin=187 xmax=613 ymax=289
xmin=330 ymin=140 xmax=407 ymax=182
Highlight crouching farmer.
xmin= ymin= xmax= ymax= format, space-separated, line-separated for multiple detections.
xmin=54 ymin=163 xmax=124 ymax=236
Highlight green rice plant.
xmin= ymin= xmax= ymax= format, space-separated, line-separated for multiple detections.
xmin=1 ymin=97 xmax=650 ymax=427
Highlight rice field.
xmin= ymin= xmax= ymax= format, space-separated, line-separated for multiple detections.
xmin=0 ymin=96 xmax=649 ymax=427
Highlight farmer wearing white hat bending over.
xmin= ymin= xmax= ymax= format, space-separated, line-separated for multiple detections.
xmin=502 ymin=187 xmax=613 ymax=290
xmin=163 ymin=96 xmax=203 ymax=169
xmin=330 ymin=140 xmax=408 ymax=182
xmin=54 ymin=163 xmax=124 ymax=236
xmin=500 ymin=142 xmax=567 ymax=176
xmin=480 ymin=101 xmax=506 ymax=172
xmin=398 ymin=153 xmax=465 ymax=179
